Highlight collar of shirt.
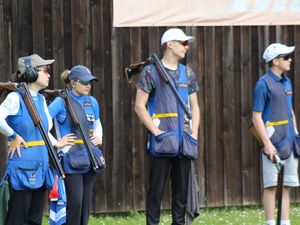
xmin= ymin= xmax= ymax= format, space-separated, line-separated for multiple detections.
xmin=268 ymin=70 xmax=287 ymax=82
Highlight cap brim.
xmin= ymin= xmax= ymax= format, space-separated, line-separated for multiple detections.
xmin=184 ymin=36 xmax=195 ymax=42
xmin=281 ymin=46 xmax=295 ymax=55
xmin=36 ymin=59 xmax=55 ymax=67
xmin=175 ymin=36 xmax=195 ymax=43
xmin=79 ymin=75 xmax=98 ymax=82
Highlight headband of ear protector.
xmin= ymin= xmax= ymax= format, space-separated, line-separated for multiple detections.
xmin=18 ymin=56 xmax=38 ymax=83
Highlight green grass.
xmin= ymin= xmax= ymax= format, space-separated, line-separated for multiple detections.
xmin=42 ymin=204 xmax=300 ymax=225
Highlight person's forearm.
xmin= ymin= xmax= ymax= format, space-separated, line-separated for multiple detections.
xmin=134 ymin=104 xmax=161 ymax=136
xmin=48 ymin=132 xmax=58 ymax=146
xmin=93 ymin=119 xmax=103 ymax=142
xmin=190 ymin=104 xmax=200 ymax=135
xmin=252 ymin=114 xmax=272 ymax=146
xmin=292 ymin=110 xmax=299 ymax=134
xmin=0 ymin=116 xmax=15 ymax=137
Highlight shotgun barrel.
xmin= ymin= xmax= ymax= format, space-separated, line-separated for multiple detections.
xmin=59 ymin=89 xmax=99 ymax=172
xmin=125 ymin=53 xmax=192 ymax=119
xmin=151 ymin=53 xmax=192 ymax=119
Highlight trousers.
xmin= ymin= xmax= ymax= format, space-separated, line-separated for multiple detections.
xmin=64 ymin=170 xmax=96 ymax=225
xmin=146 ymin=156 xmax=191 ymax=225
xmin=5 ymin=187 xmax=45 ymax=225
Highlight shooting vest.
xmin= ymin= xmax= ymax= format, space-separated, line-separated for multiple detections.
xmin=56 ymin=93 xmax=105 ymax=174
xmin=147 ymin=63 xmax=191 ymax=157
xmin=262 ymin=73 xmax=293 ymax=159
xmin=5 ymin=92 xmax=54 ymax=190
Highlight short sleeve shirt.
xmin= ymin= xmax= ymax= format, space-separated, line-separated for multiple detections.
xmin=137 ymin=64 xmax=199 ymax=95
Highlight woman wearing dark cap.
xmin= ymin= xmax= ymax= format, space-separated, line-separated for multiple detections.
xmin=0 ymin=54 xmax=73 ymax=225
xmin=48 ymin=65 xmax=105 ymax=225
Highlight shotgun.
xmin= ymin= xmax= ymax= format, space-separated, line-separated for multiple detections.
xmin=125 ymin=53 xmax=192 ymax=119
xmin=0 ymin=82 xmax=65 ymax=179
xmin=43 ymin=89 xmax=100 ymax=172
xmin=275 ymin=155 xmax=284 ymax=225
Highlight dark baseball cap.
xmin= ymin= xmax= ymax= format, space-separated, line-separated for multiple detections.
xmin=69 ymin=65 xmax=98 ymax=82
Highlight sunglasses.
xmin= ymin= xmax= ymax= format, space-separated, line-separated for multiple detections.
xmin=37 ymin=65 xmax=51 ymax=74
xmin=276 ymin=54 xmax=292 ymax=61
xmin=77 ymin=80 xmax=92 ymax=86
xmin=177 ymin=40 xmax=189 ymax=47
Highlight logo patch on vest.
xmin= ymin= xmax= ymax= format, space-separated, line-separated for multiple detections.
xmin=84 ymin=102 xmax=92 ymax=107
xmin=29 ymin=173 xmax=37 ymax=184
xmin=86 ymin=114 xmax=95 ymax=122
xmin=178 ymin=84 xmax=188 ymax=88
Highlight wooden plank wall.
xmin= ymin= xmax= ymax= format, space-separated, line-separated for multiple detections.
xmin=0 ymin=0 xmax=300 ymax=213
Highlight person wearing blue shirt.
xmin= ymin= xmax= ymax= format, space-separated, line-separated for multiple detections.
xmin=48 ymin=65 xmax=105 ymax=225
xmin=0 ymin=54 xmax=72 ymax=225
xmin=252 ymin=43 xmax=299 ymax=225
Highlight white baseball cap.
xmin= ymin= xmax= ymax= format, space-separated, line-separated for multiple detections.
xmin=161 ymin=28 xmax=194 ymax=45
xmin=263 ymin=43 xmax=295 ymax=62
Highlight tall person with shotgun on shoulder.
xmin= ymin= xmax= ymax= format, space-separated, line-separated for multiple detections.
xmin=252 ymin=43 xmax=300 ymax=225
xmin=134 ymin=28 xmax=200 ymax=225
xmin=47 ymin=65 xmax=105 ymax=225
xmin=0 ymin=54 xmax=73 ymax=225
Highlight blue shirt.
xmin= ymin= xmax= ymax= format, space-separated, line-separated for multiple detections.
xmin=48 ymin=91 xmax=100 ymax=137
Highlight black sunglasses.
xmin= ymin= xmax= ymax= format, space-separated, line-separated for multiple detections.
xmin=177 ymin=40 xmax=189 ymax=47
xmin=276 ymin=54 xmax=292 ymax=61
xmin=77 ymin=80 xmax=92 ymax=86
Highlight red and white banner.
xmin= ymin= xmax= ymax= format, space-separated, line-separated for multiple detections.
xmin=113 ymin=0 xmax=300 ymax=27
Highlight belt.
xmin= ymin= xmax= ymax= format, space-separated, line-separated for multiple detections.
xmin=73 ymin=139 xmax=84 ymax=144
xmin=152 ymin=113 xmax=178 ymax=119
xmin=7 ymin=140 xmax=45 ymax=147
xmin=265 ymin=120 xmax=289 ymax=127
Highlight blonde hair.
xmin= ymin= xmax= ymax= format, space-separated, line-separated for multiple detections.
xmin=60 ymin=70 xmax=72 ymax=89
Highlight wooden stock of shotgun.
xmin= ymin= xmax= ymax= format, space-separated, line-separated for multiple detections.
xmin=0 ymin=82 xmax=65 ymax=179
xmin=125 ymin=53 xmax=192 ymax=119
xmin=43 ymin=88 xmax=99 ymax=172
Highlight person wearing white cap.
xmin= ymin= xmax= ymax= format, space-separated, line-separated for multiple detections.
xmin=252 ymin=43 xmax=299 ymax=225
xmin=47 ymin=65 xmax=105 ymax=225
xmin=134 ymin=28 xmax=200 ymax=225
xmin=0 ymin=54 xmax=73 ymax=225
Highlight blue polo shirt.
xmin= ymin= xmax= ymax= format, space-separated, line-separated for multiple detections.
xmin=253 ymin=70 xmax=295 ymax=138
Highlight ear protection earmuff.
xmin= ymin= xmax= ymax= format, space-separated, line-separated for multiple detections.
xmin=18 ymin=56 xmax=38 ymax=83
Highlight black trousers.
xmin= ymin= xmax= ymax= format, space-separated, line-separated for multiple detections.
xmin=5 ymin=187 xmax=46 ymax=225
xmin=146 ymin=156 xmax=191 ymax=225
xmin=64 ymin=170 xmax=96 ymax=225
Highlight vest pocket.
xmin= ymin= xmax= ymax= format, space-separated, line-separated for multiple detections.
xmin=272 ymin=136 xmax=291 ymax=160
xmin=294 ymin=135 xmax=300 ymax=157
xmin=9 ymin=161 xmax=45 ymax=190
xmin=152 ymin=131 xmax=179 ymax=156
xmin=66 ymin=150 xmax=90 ymax=169
xmin=182 ymin=132 xmax=199 ymax=160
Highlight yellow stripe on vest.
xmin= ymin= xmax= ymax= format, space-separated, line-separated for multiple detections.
xmin=265 ymin=120 xmax=289 ymax=127
xmin=7 ymin=140 xmax=45 ymax=147
xmin=152 ymin=113 xmax=178 ymax=119
xmin=73 ymin=139 xmax=84 ymax=144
